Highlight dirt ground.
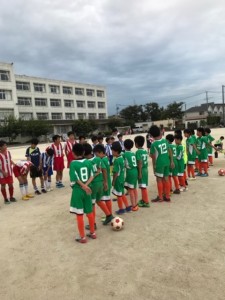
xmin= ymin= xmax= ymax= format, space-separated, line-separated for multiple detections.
xmin=0 ymin=129 xmax=225 ymax=300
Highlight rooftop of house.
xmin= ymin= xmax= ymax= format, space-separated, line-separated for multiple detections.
xmin=185 ymin=102 xmax=223 ymax=113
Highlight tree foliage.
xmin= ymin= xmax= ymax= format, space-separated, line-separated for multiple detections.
xmin=22 ymin=119 xmax=52 ymax=137
xmin=0 ymin=116 xmax=24 ymax=142
xmin=72 ymin=120 xmax=98 ymax=136
xmin=207 ymin=115 xmax=221 ymax=126
xmin=107 ymin=118 xmax=123 ymax=130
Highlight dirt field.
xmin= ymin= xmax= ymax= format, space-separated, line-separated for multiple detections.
xmin=0 ymin=129 xmax=225 ymax=300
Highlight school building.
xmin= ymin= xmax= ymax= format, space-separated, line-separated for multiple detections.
xmin=0 ymin=62 xmax=108 ymax=134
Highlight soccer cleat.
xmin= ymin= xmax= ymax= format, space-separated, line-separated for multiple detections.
xmin=196 ymin=173 xmax=202 ymax=176
xmin=132 ymin=205 xmax=139 ymax=211
xmin=103 ymin=215 xmax=114 ymax=225
xmin=183 ymin=187 xmax=188 ymax=191
xmin=115 ymin=209 xmax=126 ymax=215
xmin=10 ymin=197 xmax=17 ymax=202
xmin=112 ymin=198 xmax=117 ymax=202
xmin=138 ymin=200 xmax=145 ymax=207
xmin=188 ymin=177 xmax=196 ymax=181
xmin=185 ymin=180 xmax=188 ymax=186
xmin=22 ymin=196 xmax=30 ymax=201
xmin=41 ymin=189 xmax=47 ymax=193
xmin=4 ymin=199 xmax=10 ymax=204
xmin=173 ymin=189 xmax=181 ymax=194
xmin=151 ymin=196 xmax=163 ymax=202
xmin=125 ymin=205 xmax=132 ymax=212
xmin=163 ymin=196 xmax=171 ymax=202
xmin=101 ymin=216 xmax=106 ymax=222
xmin=179 ymin=187 xmax=185 ymax=192
xmin=75 ymin=237 xmax=87 ymax=243
xmin=56 ymin=184 xmax=64 ymax=188
xmin=142 ymin=202 xmax=150 ymax=207
xmin=46 ymin=188 xmax=51 ymax=192
xmin=26 ymin=194 xmax=34 ymax=198
xmin=201 ymin=173 xmax=209 ymax=177
xmin=85 ymin=223 xmax=97 ymax=230
xmin=58 ymin=183 xmax=65 ymax=188
xmin=87 ymin=232 xmax=97 ymax=239
xmin=35 ymin=190 xmax=41 ymax=195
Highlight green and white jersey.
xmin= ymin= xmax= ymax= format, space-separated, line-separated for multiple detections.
xmin=135 ymin=149 xmax=148 ymax=168
xmin=69 ymin=159 xmax=93 ymax=188
xmin=168 ymin=144 xmax=178 ymax=176
xmin=150 ymin=138 xmax=170 ymax=167
xmin=89 ymin=156 xmax=103 ymax=183
xmin=176 ymin=144 xmax=184 ymax=161
xmin=101 ymin=156 xmax=112 ymax=190
xmin=176 ymin=144 xmax=185 ymax=175
xmin=196 ymin=136 xmax=208 ymax=161
xmin=206 ymin=134 xmax=215 ymax=155
xmin=186 ymin=136 xmax=196 ymax=163
xmin=113 ymin=155 xmax=125 ymax=181
xmin=124 ymin=151 xmax=137 ymax=170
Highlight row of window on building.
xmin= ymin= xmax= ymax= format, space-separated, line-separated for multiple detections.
xmin=0 ymin=70 xmax=105 ymax=97
xmin=0 ymin=110 xmax=106 ymax=121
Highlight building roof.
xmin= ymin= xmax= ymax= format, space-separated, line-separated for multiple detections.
xmin=186 ymin=102 xmax=222 ymax=113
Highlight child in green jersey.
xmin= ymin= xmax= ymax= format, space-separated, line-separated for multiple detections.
xmin=174 ymin=135 xmax=187 ymax=191
xmin=166 ymin=134 xmax=180 ymax=194
xmin=149 ymin=126 xmax=174 ymax=202
xmin=123 ymin=139 xmax=139 ymax=211
xmin=83 ymin=143 xmax=113 ymax=228
xmin=111 ymin=141 xmax=131 ymax=215
xmin=184 ymin=129 xmax=200 ymax=180
xmin=93 ymin=144 xmax=114 ymax=225
xmin=134 ymin=136 xmax=150 ymax=207
xmin=196 ymin=128 xmax=217 ymax=177
xmin=70 ymin=144 xmax=96 ymax=243
xmin=204 ymin=128 xmax=215 ymax=166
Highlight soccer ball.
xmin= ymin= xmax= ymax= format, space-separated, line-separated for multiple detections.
xmin=111 ymin=217 xmax=124 ymax=231
xmin=218 ymin=169 xmax=225 ymax=176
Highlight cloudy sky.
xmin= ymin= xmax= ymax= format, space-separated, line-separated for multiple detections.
xmin=1 ymin=0 xmax=225 ymax=114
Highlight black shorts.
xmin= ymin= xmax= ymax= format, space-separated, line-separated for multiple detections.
xmin=30 ymin=165 xmax=43 ymax=178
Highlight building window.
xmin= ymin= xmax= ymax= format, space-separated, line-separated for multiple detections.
xmin=0 ymin=70 xmax=10 ymax=81
xmin=65 ymin=113 xmax=75 ymax=120
xmin=0 ymin=90 xmax=12 ymax=100
xmin=97 ymin=90 xmax=104 ymax=97
xmin=0 ymin=109 xmax=14 ymax=120
xmin=16 ymin=81 xmax=30 ymax=91
xmin=75 ymin=88 xmax=84 ymax=95
xmin=89 ymin=113 xmax=96 ymax=120
xmin=17 ymin=97 xmax=32 ymax=106
xmin=63 ymin=86 xmax=73 ymax=94
xmin=35 ymin=98 xmax=47 ymax=106
xmin=99 ymin=113 xmax=106 ymax=119
xmin=86 ymin=89 xmax=95 ymax=96
xmin=98 ymin=102 xmax=105 ymax=109
xmin=49 ymin=85 xmax=60 ymax=94
xmin=33 ymin=83 xmax=46 ymax=92
xmin=19 ymin=113 xmax=33 ymax=120
xmin=87 ymin=101 xmax=95 ymax=108
xmin=76 ymin=100 xmax=85 ymax=108
xmin=64 ymin=100 xmax=74 ymax=107
xmin=50 ymin=99 xmax=61 ymax=107
xmin=52 ymin=113 xmax=62 ymax=120
xmin=36 ymin=113 xmax=49 ymax=120
xmin=78 ymin=113 xmax=86 ymax=120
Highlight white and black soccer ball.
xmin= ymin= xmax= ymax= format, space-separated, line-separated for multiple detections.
xmin=111 ymin=217 xmax=124 ymax=231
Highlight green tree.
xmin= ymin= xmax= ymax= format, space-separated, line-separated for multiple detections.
xmin=120 ymin=105 xmax=148 ymax=122
xmin=207 ymin=116 xmax=221 ymax=126
xmin=144 ymin=102 xmax=162 ymax=121
xmin=72 ymin=120 xmax=98 ymax=136
xmin=107 ymin=118 xmax=122 ymax=130
xmin=22 ymin=119 xmax=52 ymax=138
xmin=163 ymin=102 xmax=184 ymax=120
xmin=0 ymin=116 xmax=24 ymax=142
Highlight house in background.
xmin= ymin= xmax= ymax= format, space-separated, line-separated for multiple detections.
xmin=184 ymin=102 xmax=224 ymax=128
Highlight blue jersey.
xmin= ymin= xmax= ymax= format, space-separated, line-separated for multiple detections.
xmin=25 ymin=147 xmax=41 ymax=167
xmin=41 ymin=152 xmax=53 ymax=168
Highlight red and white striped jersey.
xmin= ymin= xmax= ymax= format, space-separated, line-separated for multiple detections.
xmin=16 ymin=160 xmax=32 ymax=175
xmin=65 ymin=140 xmax=76 ymax=155
xmin=0 ymin=151 xmax=13 ymax=178
xmin=50 ymin=143 xmax=64 ymax=158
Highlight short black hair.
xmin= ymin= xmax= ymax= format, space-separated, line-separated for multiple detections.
xmin=124 ymin=139 xmax=134 ymax=150
xmin=197 ymin=127 xmax=205 ymax=136
xmin=72 ymin=143 xmax=84 ymax=156
xmin=52 ymin=135 xmax=60 ymax=142
xmin=166 ymin=134 xmax=174 ymax=143
xmin=183 ymin=129 xmax=191 ymax=135
xmin=220 ymin=136 xmax=224 ymax=140
xmin=174 ymin=129 xmax=182 ymax=136
xmin=204 ymin=128 xmax=211 ymax=134
xmin=149 ymin=125 xmax=161 ymax=138
xmin=93 ymin=144 xmax=105 ymax=154
xmin=91 ymin=135 xmax=98 ymax=142
xmin=117 ymin=134 xmax=123 ymax=138
xmin=97 ymin=135 xmax=104 ymax=141
xmin=174 ymin=134 xmax=183 ymax=141
xmin=46 ymin=148 xmax=54 ymax=156
xmin=112 ymin=128 xmax=118 ymax=133
xmin=111 ymin=141 xmax=122 ymax=154
xmin=79 ymin=135 xmax=85 ymax=140
xmin=190 ymin=129 xmax=195 ymax=135
xmin=31 ymin=138 xmax=39 ymax=145
xmin=83 ymin=143 xmax=93 ymax=156
xmin=67 ymin=131 xmax=74 ymax=137
xmin=105 ymin=136 xmax=111 ymax=143
xmin=0 ymin=140 xmax=7 ymax=147
xmin=134 ymin=135 xmax=145 ymax=147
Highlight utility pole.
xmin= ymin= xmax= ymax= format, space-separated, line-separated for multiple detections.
xmin=206 ymin=91 xmax=208 ymax=110
xmin=222 ymin=85 xmax=225 ymax=126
